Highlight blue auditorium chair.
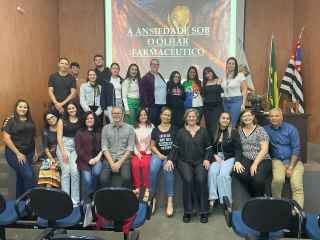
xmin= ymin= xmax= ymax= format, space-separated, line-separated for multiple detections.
xmin=0 ymin=193 xmax=28 ymax=239
xmin=223 ymin=196 xmax=305 ymax=239
xmin=16 ymin=187 xmax=103 ymax=240
xmin=94 ymin=187 xmax=150 ymax=240
xmin=305 ymin=213 xmax=320 ymax=239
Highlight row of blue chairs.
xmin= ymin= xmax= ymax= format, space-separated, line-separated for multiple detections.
xmin=223 ymin=196 xmax=320 ymax=239
xmin=0 ymin=187 xmax=150 ymax=240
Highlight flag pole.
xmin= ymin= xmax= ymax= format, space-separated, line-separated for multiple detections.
xmin=298 ymin=26 xmax=305 ymax=40
xmin=267 ymin=34 xmax=273 ymax=109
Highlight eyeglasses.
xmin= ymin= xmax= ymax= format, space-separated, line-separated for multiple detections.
xmin=46 ymin=116 xmax=56 ymax=121
xmin=112 ymin=112 xmax=122 ymax=115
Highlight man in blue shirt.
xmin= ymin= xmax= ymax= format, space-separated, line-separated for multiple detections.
xmin=264 ymin=108 xmax=304 ymax=208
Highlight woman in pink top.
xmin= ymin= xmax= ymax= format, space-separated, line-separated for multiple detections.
xmin=132 ymin=108 xmax=154 ymax=201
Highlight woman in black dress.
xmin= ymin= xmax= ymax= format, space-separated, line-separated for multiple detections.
xmin=202 ymin=67 xmax=224 ymax=138
xmin=166 ymin=71 xmax=185 ymax=128
xmin=168 ymin=108 xmax=212 ymax=223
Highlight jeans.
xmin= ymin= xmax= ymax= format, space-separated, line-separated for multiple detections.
xmin=56 ymin=137 xmax=80 ymax=205
xmin=150 ymin=104 xmax=165 ymax=126
xmin=223 ymin=96 xmax=243 ymax=127
xmin=149 ymin=154 xmax=174 ymax=197
xmin=5 ymin=148 xmax=35 ymax=198
xmin=208 ymin=157 xmax=235 ymax=203
xmin=271 ymin=159 xmax=304 ymax=208
xmin=100 ymin=160 xmax=131 ymax=188
xmin=81 ymin=160 xmax=102 ymax=201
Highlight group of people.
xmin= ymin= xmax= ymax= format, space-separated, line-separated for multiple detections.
xmin=1 ymin=54 xmax=304 ymax=224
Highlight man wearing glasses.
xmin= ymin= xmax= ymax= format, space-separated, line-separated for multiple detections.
xmin=100 ymin=107 xmax=135 ymax=188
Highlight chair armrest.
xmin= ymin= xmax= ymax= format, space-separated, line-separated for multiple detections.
xmin=290 ymin=199 xmax=306 ymax=239
xmin=14 ymin=189 xmax=32 ymax=218
xmin=222 ymin=196 xmax=232 ymax=227
xmin=290 ymin=199 xmax=305 ymax=218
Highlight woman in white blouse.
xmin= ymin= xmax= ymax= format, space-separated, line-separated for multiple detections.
xmin=100 ymin=63 xmax=123 ymax=123
xmin=221 ymin=57 xmax=248 ymax=127
xmin=122 ymin=64 xmax=141 ymax=125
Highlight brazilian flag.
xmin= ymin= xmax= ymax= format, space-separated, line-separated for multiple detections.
xmin=268 ymin=36 xmax=279 ymax=108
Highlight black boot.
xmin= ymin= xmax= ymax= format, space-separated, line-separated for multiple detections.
xmin=200 ymin=213 xmax=208 ymax=223
xmin=183 ymin=213 xmax=191 ymax=223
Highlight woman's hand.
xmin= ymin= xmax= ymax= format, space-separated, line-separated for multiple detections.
xmin=214 ymin=154 xmax=222 ymax=163
xmin=88 ymin=158 xmax=97 ymax=165
xmin=164 ymin=160 xmax=174 ymax=171
xmin=250 ymin=162 xmax=258 ymax=176
xmin=241 ymin=104 xmax=246 ymax=111
xmin=135 ymin=152 xmax=142 ymax=160
xmin=234 ymin=161 xmax=245 ymax=174
xmin=203 ymin=160 xmax=210 ymax=170
xmin=33 ymin=151 xmax=39 ymax=163
xmin=158 ymin=154 xmax=167 ymax=161
xmin=62 ymin=151 xmax=69 ymax=163
xmin=16 ymin=152 xmax=26 ymax=165
xmin=49 ymin=157 xmax=56 ymax=164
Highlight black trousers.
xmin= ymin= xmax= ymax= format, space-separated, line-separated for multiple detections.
xmin=177 ymin=161 xmax=209 ymax=214
xmin=203 ymin=104 xmax=223 ymax=137
xmin=233 ymin=157 xmax=272 ymax=197
xmin=99 ymin=161 xmax=131 ymax=189
xmin=171 ymin=107 xmax=185 ymax=129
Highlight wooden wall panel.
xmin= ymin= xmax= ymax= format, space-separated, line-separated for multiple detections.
xmin=0 ymin=0 xmax=59 ymax=138
xmin=244 ymin=0 xmax=294 ymax=95
xmin=59 ymin=0 xmax=105 ymax=88
xmin=293 ymin=0 xmax=320 ymax=143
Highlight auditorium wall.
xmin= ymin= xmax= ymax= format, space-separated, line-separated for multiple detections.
xmin=58 ymin=0 xmax=105 ymax=89
xmin=1 ymin=0 xmax=319 ymax=144
xmin=292 ymin=0 xmax=320 ymax=143
xmin=0 ymin=0 xmax=59 ymax=135
xmin=245 ymin=0 xmax=320 ymax=143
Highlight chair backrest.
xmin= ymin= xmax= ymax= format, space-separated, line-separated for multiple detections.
xmin=242 ymin=197 xmax=292 ymax=233
xmin=29 ymin=187 xmax=73 ymax=222
xmin=94 ymin=187 xmax=139 ymax=222
xmin=0 ymin=194 xmax=6 ymax=214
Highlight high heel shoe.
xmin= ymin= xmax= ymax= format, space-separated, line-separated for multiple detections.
xmin=151 ymin=198 xmax=157 ymax=215
xmin=166 ymin=200 xmax=174 ymax=217
xmin=133 ymin=188 xmax=140 ymax=198
xmin=143 ymin=189 xmax=150 ymax=202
